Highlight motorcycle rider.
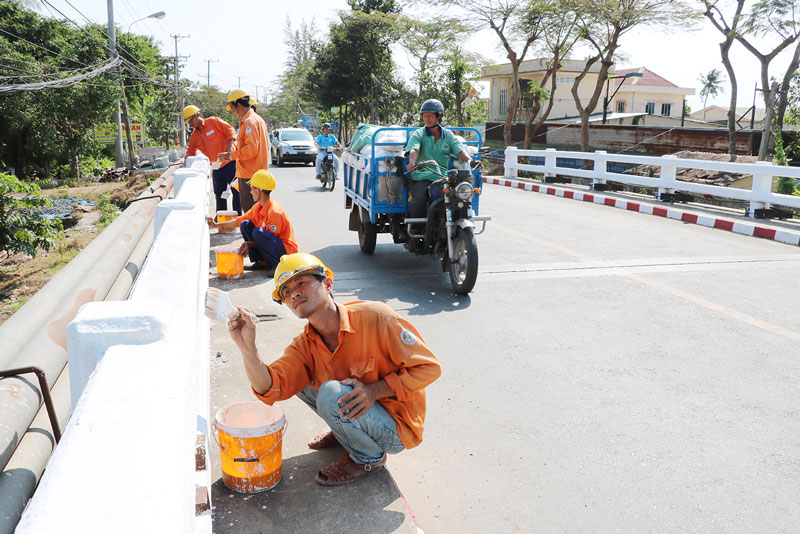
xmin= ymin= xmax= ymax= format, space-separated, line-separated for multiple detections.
xmin=404 ymin=99 xmax=471 ymax=249
xmin=314 ymin=122 xmax=340 ymax=181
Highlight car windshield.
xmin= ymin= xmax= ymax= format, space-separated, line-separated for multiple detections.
xmin=280 ymin=130 xmax=313 ymax=142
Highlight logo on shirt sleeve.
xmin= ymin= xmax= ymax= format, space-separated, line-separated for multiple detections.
xmin=400 ymin=328 xmax=418 ymax=346
xmin=246 ymin=127 xmax=252 ymax=134
xmin=268 ymin=224 xmax=277 ymax=232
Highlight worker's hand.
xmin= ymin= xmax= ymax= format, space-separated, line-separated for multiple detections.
xmin=406 ymin=161 xmax=416 ymax=172
xmin=237 ymin=242 xmax=252 ymax=255
xmin=218 ymin=152 xmax=232 ymax=162
xmin=206 ymin=216 xmax=217 ymax=228
xmin=227 ymin=306 xmax=257 ymax=353
xmin=337 ymin=378 xmax=377 ymax=420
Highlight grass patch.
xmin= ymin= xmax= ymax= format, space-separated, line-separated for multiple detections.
xmin=96 ymin=191 xmax=122 ymax=229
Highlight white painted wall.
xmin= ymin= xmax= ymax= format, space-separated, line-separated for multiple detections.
xmin=16 ymin=155 xmax=213 ymax=534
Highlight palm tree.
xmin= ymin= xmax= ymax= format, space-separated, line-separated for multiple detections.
xmin=699 ymin=69 xmax=726 ymax=120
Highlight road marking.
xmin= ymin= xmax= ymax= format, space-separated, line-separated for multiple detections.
xmin=492 ymin=222 xmax=800 ymax=342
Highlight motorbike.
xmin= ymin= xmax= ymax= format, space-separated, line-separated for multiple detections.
xmin=317 ymin=146 xmax=337 ymax=191
xmin=397 ymin=159 xmax=489 ymax=294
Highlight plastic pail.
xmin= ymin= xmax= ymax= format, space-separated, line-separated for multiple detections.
xmin=214 ymin=401 xmax=287 ymax=493
xmin=216 ymin=210 xmax=238 ymax=233
xmin=214 ymin=245 xmax=243 ymax=279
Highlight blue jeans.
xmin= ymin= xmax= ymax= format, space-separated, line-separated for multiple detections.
xmin=239 ymin=220 xmax=287 ymax=268
xmin=296 ymin=381 xmax=405 ymax=466
xmin=212 ymin=161 xmax=241 ymax=214
xmin=315 ymin=152 xmax=339 ymax=177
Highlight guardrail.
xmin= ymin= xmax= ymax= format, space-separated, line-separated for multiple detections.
xmin=15 ymin=156 xmax=212 ymax=534
xmin=504 ymin=147 xmax=800 ymax=218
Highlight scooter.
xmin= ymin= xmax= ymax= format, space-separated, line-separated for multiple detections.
xmin=317 ymin=147 xmax=337 ymax=191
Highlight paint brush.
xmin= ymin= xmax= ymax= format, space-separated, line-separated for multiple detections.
xmin=204 ymin=288 xmax=258 ymax=324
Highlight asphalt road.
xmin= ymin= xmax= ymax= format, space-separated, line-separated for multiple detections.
xmin=213 ymin=162 xmax=800 ymax=533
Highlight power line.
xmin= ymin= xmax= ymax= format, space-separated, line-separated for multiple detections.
xmin=0 ymin=56 xmax=121 ymax=94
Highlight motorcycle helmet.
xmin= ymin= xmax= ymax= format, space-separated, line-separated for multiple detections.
xmin=419 ymin=99 xmax=444 ymax=121
xmin=322 ymin=122 xmax=332 ymax=129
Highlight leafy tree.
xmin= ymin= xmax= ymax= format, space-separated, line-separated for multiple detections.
xmin=567 ymin=0 xmax=698 ymax=151
xmin=0 ymin=172 xmax=62 ymax=256
xmin=698 ymin=68 xmax=726 ymax=118
xmin=398 ymin=16 xmax=463 ymax=102
xmin=184 ymin=85 xmax=238 ymax=126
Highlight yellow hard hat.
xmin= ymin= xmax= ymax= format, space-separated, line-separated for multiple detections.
xmin=250 ymin=98 xmax=259 ymax=107
xmin=272 ymin=253 xmax=333 ymax=304
xmin=182 ymin=105 xmax=200 ymax=121
xmin=226 ymin=88 xmax=250 ymax=110
xmin=249 ymin=169 xmax=276 ymax=191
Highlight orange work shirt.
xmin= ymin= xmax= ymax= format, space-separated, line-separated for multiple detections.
xmin=253 ymin=301 xmax=442 ymax=449
xmin=236 ymin=197 xmax=298 ymax=254
xmin=231 ymin=108 xmax=270 ymax=179
xmin=186 ymin=117 xmax=236 ymax=169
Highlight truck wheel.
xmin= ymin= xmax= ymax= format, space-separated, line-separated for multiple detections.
xmin=448 ymin=226 xmax=478 ymax=294
xmin=358 ymin=210 xmax=377 ymax=254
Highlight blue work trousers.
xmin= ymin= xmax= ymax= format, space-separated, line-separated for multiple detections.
xmin=296 ymin=381 xmax=405 ymax=466
xmin=212 ymin=161 xmax=241 ymax=214
xmin=239 ymin=220 xmax=287 ymax=268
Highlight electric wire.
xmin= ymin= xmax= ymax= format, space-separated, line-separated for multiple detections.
xmin=0 ymin=56 xmax=121 ymax=93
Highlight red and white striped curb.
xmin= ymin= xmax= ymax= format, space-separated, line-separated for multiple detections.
xmin=483 ymin=176 xmax=800 ymax=247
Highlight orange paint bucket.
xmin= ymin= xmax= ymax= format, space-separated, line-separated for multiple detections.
xmin=214 ymin=401 xmax=287 ymax=493
xmin=214 ymin=245 xmax=243 ymax=280
xmin=216 ymin=210 xmax=238 ymax=234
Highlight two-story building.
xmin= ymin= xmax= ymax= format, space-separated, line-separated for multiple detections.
xmin=480 ymin=59 xmax=696 ymax=133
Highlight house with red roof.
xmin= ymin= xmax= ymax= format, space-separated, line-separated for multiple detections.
xmin=480 ymin=61 xmax=696 ymax=126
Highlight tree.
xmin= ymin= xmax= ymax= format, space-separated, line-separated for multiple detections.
xmin=737 ymin=0 xmax=800 ymax=145
xmin=398 ymin=16 xmax=463 ymax=102
xmin=0 ymin=172 xmax=62 ymax=257
xmin=698 ymin=68 xmax=726 ymax=118
xmin=567 ymin=0 xmax=698 ymax=152
xmin=441 ymin=0 xmax=548 ymax=147
xmin=702 ymin=0 xmax=746 ymax=160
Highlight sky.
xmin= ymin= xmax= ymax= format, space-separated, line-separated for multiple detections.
xmin=35 ymin=0 xmax=794 ymax=113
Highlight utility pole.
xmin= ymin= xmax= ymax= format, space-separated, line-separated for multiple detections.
xmin=171 ymin=34 xmax=189 ymax=146
xmin=256 ymin=85 xmax=268 ymax=105
xmin=204 ymin=58 xmax=218 ymax=87
xmin=237 ymin=76 xmax=244 ymax=88
xmin=106 ymin=0 xmax=124 ymax=168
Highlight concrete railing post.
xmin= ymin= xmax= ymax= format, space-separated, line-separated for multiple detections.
xmin=658 ymin=154 xmax=679 ymax=201
xmin=504 ymin=146 xmax=519 ymax=178
xmin=66 ymin=301 xmax=172 ymax=408
xmin=749 ymin=161 xmax=775 ymax=218
xmin=544 ymin=147 xmax=557 ymax=180
xmin=593 ymin=150 xmax=608 ymax=188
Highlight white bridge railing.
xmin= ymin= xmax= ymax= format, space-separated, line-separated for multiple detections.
xmin=16 ymin=156 xmax=213 ymax=534
xmin=504 ymin=147 xmax=800 ymax=218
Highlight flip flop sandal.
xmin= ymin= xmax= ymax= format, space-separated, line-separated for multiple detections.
xmin=315 ymin=453 xmax=386 ymax=486
xmin=308 ymin=431 xmax=341 ymax=450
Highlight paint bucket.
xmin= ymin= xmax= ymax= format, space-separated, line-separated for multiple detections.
xmin=214 ymin=245 xmax=243 ymax=280
xmin=215 ymin=210 xmax=238 ymax=234
xmin=214 ymin=401 xmax=287 ymax=493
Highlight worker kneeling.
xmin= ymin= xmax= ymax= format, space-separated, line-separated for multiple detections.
xmin=207 ymin=170 xmax=297 ymax=272
xmin=226 ymin=253 xmax=442 ymax=485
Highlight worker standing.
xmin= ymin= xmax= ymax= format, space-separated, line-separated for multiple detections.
xmin=183 ymin=105 xmax=241 ymax=215
xmin=217 ymin=89 xmax=270 ymax=212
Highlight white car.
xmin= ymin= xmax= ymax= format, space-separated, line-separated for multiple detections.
xmin=270 ymin=128 xmax=317 ymax=166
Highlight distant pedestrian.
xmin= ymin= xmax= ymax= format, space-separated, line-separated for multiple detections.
xmin=183 ymin=105 xmax=241 ymax=215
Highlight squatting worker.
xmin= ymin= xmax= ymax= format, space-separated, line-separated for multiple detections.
xmin=183 ymin=105 xmax=241 ymax=215
xmin=404 ymin=99 xmax=471 ymax=249
xmin=207 ymin=170 xmax=297 ymax=272
xmin=218 ymin=89 xmax=270 ymax=212
xmin=226 ymin=253 xmax=441 ymax=486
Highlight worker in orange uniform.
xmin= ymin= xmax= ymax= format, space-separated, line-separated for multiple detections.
xmin=225 ymin=252 xmax=442 ymax=486
xmin=217 ymin=89 xmax=270 ymax=212
xmin=207 ymin=170 xmax=296 ymax=272
xmin=183 ymin=105 xmax=241 ymax=215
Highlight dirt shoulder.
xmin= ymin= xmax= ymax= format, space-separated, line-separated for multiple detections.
xmin=0 ymin=171 xmax=161 ymax=325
